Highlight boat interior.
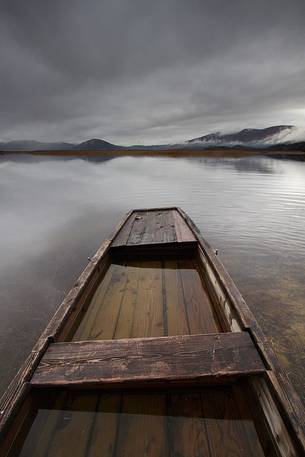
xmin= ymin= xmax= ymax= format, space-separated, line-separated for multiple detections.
xmin=1 ymin=208 xmax=304 ymax=457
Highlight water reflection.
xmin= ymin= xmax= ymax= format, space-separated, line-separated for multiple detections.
xmin=187 ymin=156 xmax=276 ymax=174
xmin=0 ymin=154 xmax=304 ymax=402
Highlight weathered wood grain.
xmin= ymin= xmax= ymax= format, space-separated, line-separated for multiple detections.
xmin=31 ymin=333 xmax=265 ymax=388
xmin=167 ymin=392 xmax=211 ymax=457
xmin=111 ymin=209 xmax=195 ymax=247
xmin=179 ymin=258 xmax=221 ymax=333
xmin=86 ymin=394 xmax=121 ymax=457
xmin=172 ymin=209 xmax=196 ymax=242
xmin=114 ymin=394 xmax=169 ymax=457
xmin=201 ymin=386 xmax=266 ymax=457
xmin=72 ymin=262 xmax=116 ymax=340
xmin=112 ymin=262 xmax=141 ymax=339
xmin=163 ymin=259 xmax=190 ymax=335
xmin=131 ymin=260 xmax=164 ymax=338
xmin=85 ymin=262 xmax=129 ymax=340
xmin=111 ymin=212 xmax=137 ymax=247
xmin=45 ymin=393 xmax=98 ymax=457
xmin=0 ymin=393 xmax=35 ymax=457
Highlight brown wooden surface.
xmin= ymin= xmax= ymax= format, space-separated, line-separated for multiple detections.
xmin=31 ymin=332 xmax=265 ymax=388
xmin=111 ymin=209 xmax=196 ymax=247
xmin=71 ymin=256 xmax=221 ymax=341
xmin=179 ymin=258 xmax=221 ymax=334
xmin=86 ymin=393 xmax=121 ymax=457
xmin=8 ymin=385 xmax=279 ymax=457
xmin=114 ymin=394 xmax=169 ymax=457
xmin=201 ymin=386 xmax=266 ymax=457
xmin=163 ymin=259 xmax=190 ymax=335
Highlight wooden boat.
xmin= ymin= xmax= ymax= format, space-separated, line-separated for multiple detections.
xmin=1 ymin=207 xmax=304 ymax=457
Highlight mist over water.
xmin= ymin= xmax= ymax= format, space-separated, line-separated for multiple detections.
xmin=0 ymin=154 xmax=305 ymax=402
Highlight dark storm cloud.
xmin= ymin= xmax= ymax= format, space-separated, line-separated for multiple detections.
xmin=1 ymin=0 xmax=305 ymax=144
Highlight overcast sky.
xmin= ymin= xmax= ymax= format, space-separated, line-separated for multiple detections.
xmin=1 ymin=0 xmax=305 ymax=145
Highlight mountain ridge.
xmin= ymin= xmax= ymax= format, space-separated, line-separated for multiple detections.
xmin=1 ymin=125 xmax=304 ymax=152
xmin=187 ymin=125 xmax=295 ymax=146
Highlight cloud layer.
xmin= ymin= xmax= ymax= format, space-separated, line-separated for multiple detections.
xmin=1 ymin=0 xmax=305 ymax=144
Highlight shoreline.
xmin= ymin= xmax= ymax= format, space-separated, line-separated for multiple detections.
xmin=1 ymin=147 xmax=305 ymax=160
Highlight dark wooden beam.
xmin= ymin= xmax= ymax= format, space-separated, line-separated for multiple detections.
xmin=31 ymin=332 xmax=266 ymax=388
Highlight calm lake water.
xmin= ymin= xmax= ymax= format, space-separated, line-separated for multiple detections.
xmin=0 ymin=154 xmax=304 ymax=402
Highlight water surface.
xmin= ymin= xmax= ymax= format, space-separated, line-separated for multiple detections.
xmin=71 ymin=257 xmax=221 ymax=341
xmin=0 ymin=154 xmax=304 ymax=401
xmin=12 ymin=385 xmax=272 ymax=457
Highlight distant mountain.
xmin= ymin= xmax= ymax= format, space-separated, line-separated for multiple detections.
xmin=72 ymin=139 xmax=120 ymax=150
xmin=187 ymin=125 xmax=295 ymax=147
xmin=0 ymin=140 xmax=75 ymax=151
xmin=1 ymin=126 xmax=304 ymax=153
xmin=0 ymin=138 xmax=120 ymax=152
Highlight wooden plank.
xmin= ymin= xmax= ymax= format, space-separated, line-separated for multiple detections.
xmin=136 ymin=210 xmax=173 ymax=245
xmin=167 ymin=392 xmax=211 ymax=457
xmin=146 ymin=210 xmax=176 ymax=244
xmin=162 ymin=210 xmax=176 ymax=243
xmin=112 ymin=209 xmax=195 ymax=247
xmin=41 ymin=393 xmax=97 ymax=457
xmin=232 ymin=382 xmax=279 ymax=457
xmin=172 ymin=209 xmax=196 ymax=242
xmin=179 ymin=259 xmax=221 ymax=334
xmin=111 ymin=212 xmax=136 ymax=247
xmin=31 ymin=332 xmax=266 ymax=388
xmin=72 ymin=263 xmax=116 ymax=340
xmin=18 ymin=392 xmax=68 ymax=457
xmin=117 ymin=259 xmax=168 ymax=457
xmin=0 ymin=345 xmax=47 ymax=439
xmin=131 ymin=260 xmax=164 ymax=338
xmin=201 ymin=386 xmax=265 ymax=457
xmin=86 ymin=262 xmax=129 ymax=340
xmin=163 ymin=259 xmax=190 ymax=335
xmin=13 ymin=392 xmax=98 ymax=457
xmin=0 ymin=394 xmax=35 ymax=457
xmin=87 ymin=394 xmax=121 ymax=457
xmin=154 ymin=210 xmax=171 ymax=243
xmin=127 ymin=212 xmax=148 ymax=245
xmin=141 ymin=210 xmax=157 ymax=244
xmin=143 ymin=210 xmax=171 ymax=244
xmin=113 ymin=262 xmax=141 ymax=339
xmin=114 ymin=394 xmax=169 ymax=457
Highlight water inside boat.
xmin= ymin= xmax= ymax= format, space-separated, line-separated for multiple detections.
xmin=71 ymin=256 xmax=222 ymax=341
xmin=8 ymin=383 xmax=276 ymax=457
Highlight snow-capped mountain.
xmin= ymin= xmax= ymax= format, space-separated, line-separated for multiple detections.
xmin=187 ymin=125 xmax=305 ymax=147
